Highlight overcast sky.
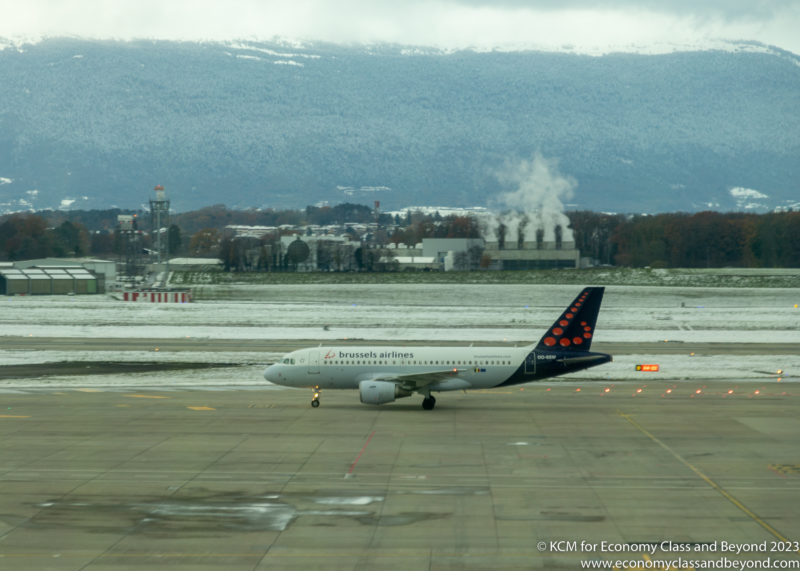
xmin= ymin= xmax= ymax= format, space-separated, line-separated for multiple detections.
xmin=2 ymin=0 xmax=799 ymax=54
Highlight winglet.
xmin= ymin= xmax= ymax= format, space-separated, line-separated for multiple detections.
xmin=535 ymin=287 xmax=605 ymax=352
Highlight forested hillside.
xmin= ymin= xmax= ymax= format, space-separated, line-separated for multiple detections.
xmin=1 ymin=39 xmax=798 ymax=214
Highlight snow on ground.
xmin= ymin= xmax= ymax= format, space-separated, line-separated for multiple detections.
xmin=1 ymin=284 xmax=798 ymax=389
xmin=2 ymin=284 xmax=799 ymax=343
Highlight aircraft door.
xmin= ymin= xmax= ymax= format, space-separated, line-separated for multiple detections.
xmin=308 ymin=350 xmax=320 ymax=374
xmin=524 ymin=351 xmax=536 ymax=375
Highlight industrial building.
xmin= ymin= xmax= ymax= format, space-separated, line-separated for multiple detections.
xmin=0 ymin=266 xmax=98 ymax=295
xmin=483 ymin=238 xmax=581 ymax=270
xmin=12 ymin=258 xmax=115 ymax=284
xmin=219 ymin=211 xmax=583 ymax=272
xmin=0 ymin=258 xmax=117 ymax=295
xmin=279 ymin=234 xmax=360 ymax=272
xmin=416 ymin=237 xmax=580 ymax=271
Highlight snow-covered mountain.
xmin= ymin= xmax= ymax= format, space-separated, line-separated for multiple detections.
xmin=1 ymin=38 xmax=798 ymax=214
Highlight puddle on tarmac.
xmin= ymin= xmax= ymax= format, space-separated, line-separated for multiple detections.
xmin=30 ymin=490 xmax=456 ymax=534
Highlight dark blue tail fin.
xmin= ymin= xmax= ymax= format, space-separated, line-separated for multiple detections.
xmin=535 ymin=287 xmax=605 ymax=352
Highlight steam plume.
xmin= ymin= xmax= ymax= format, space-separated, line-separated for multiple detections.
xmin=482 ymin=152 xmax=576 ymax=245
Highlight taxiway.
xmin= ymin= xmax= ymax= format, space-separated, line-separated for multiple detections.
xmin=1 ymin=380 xmax=798 ymax=569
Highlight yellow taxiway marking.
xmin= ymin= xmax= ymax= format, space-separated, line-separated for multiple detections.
xmin=76 ymin=388 xmax=102 ymax=392
xmin=619 ymin=410 xmax=796 ymax=552
xmin=124 ymin=394 xmax=170 ymax=399
xmin=187 ymin=406 xmax=215 ymax=411
xmin=769 ymin=463 xmax=800 ymax=476
xmin=0 ymin=415 xmax=30 ymax=419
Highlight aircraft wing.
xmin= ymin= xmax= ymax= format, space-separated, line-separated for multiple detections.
xmin=361 ymin=368 xmax=464 ymax=391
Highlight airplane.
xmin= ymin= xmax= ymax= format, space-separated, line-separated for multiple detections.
xmin=263 ymin=286 xmax=612 ymax=410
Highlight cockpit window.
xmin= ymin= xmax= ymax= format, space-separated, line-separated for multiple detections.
xmin=281 ymin=358 xmax=296 ymax=365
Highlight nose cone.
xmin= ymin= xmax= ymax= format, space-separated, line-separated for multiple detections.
xmin=264 ymin=364 xmax=279 ymax=383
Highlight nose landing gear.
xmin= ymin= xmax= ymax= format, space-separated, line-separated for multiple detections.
xmin=311 ymin=386 xmax=320 ymax=408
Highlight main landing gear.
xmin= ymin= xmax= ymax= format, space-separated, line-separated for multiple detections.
xmin=421 ymin=394 xmax=436 ymax=410
xmin=311 ymin=386 xmax=320 ymax=408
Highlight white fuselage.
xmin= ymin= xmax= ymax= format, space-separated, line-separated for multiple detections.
xmin=264 ymin=345 xmax=532 ymax=391
xmin=262 ymin=287 xmax=611 ymax=409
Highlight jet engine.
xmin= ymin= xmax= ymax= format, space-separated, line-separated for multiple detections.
xmin=359 ymin=380 xmax=411 ymax=405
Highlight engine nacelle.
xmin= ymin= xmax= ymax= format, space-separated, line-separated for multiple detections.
xmin=359 ymin=380 xmax=411 ymax=405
